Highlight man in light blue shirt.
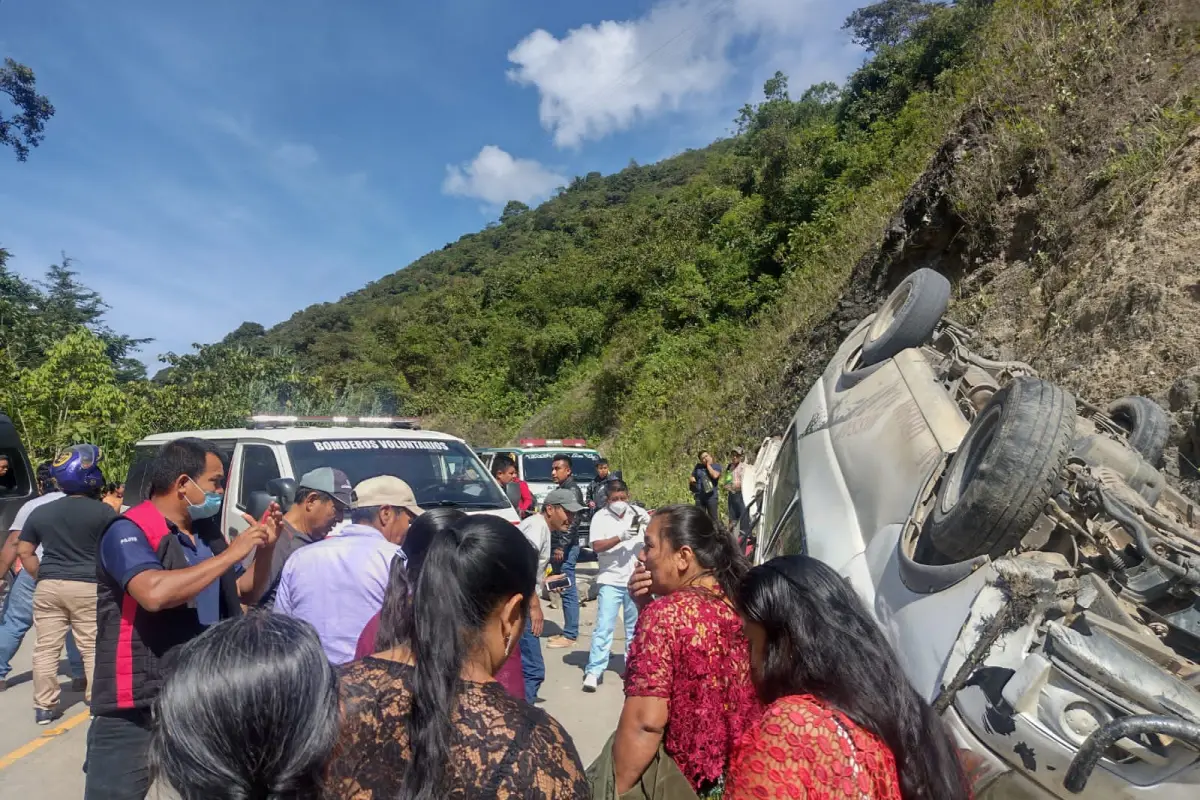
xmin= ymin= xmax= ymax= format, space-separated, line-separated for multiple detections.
xmin=274 ymin=475 xmax=422 ymax=664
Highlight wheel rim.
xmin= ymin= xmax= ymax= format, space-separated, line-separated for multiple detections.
xmin=941 ymin=403 xmax=1003 ymax=514
xmin=868 ymin=283 xmax=912 ymax=343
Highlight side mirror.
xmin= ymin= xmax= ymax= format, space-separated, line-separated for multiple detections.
xmin=245 ymin=491 xmax=276 ymax=522
xmin=266 ymin=477 xmax=297 ymax=512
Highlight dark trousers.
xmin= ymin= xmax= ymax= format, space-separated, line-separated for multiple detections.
xmin=84 ymin=710 xmax=153 ymax=800
xmin=728 ymin=491 xmax=747 ymax=531
xmin=696 ymin=493 xmax=719 ymax=524
xmin=519 ymin=617 xmax=545 ymax=703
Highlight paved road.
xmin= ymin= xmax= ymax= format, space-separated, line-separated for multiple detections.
xmin=0 ymin=564 xmax=624 ymax=798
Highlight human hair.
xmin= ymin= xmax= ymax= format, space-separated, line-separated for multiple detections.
xmin=491 ymin=455 xmax=516 ymax=476
xmin=607 ymin=479 xmax=629 ymax=496
xmin=596 ymin=458 xmax=609 ymax=467
xmin=552 ymin=453 xmax=572 ymax=471
xmin=697 ymin=450 xmax=710 ymax=460
xmin=148 ymin=437 xmax=224 ymax=497
xmin=403 ymin=515 xmax=536 ymax=799
xmin=294 ymin=487 xmax=329 ymax=506
xmin=736 ymin=556 xmax=968 ymax=800
xmin=375 ymin=508 xmax=468 ymax=652
xmin=350 ymin=505 xmax=380 ymax=525
xmin=35 ymin=461 xmax=54 ymax=494
xmin=653 ymin=504 xmax=746 ymax=599
xmin=149 ymin=612 xmax=339 ymax=800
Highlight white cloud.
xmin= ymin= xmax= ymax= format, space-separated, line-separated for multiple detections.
xmin=442 ymin=145 xmax=566 ymax=206
xmin=507 ymin=0 xmax=861 ymax=147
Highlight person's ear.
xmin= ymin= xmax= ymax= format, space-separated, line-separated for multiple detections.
xmin=676 ymin=545 xmax=694 ymax=575
xmin=500 ymin=594 xmax=523 ymax=641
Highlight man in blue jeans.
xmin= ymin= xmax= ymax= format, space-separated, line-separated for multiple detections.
xmin=0 ymin=472 xmax=85 ymax=692
xmin=518 ymin=487 xmax=583 ymax=701
xmin=546 ymin=454 xmax=584 ymax=649
xmin=582 ymin=480 xmax=646 ymax=691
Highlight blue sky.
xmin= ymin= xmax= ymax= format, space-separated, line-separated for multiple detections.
xmin=0 ymin=0 xmax=865 ymax=368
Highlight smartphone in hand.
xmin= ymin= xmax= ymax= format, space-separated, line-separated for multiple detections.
xmin=545 ymin=573 xmax=573 ymax=593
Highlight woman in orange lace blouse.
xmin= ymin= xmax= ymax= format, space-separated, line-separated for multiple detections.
xmin=615 ymin=504 xmax=762 ymax=797
xmin=726 ymin=556 xmax=970 ymax=800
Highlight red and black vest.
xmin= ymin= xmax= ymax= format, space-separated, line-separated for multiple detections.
xmin=90 ymin=502 xmax=243 ymax=716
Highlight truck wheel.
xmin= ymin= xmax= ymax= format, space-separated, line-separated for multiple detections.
xmin=1107 ymin=396 xmax=1170 ymax=468
xmin=859 ymin=269 xmax=952 ymax=368
xmin=925 ymin=377 xmax=1076 ymax=561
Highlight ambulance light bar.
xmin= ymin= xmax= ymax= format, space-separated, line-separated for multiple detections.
xmin=247 ymin=415 xmax=421 ymax=430
xmin=517 ymin=437 xmax=588 ymax=447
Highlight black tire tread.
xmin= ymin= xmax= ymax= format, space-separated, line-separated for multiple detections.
xmin=1107 ymin=395 xmax=1170 ymax=468
xmin=927 ymin=378 xmax=1076 ymax=561
xmin=860 ymin=269 xmax=951 ymax=368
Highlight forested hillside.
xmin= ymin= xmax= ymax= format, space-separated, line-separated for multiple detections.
xmin=3 ymin=0 xmax=1197 ymax=503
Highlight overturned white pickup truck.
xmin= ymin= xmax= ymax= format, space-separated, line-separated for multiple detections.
xmin=751 ymin=269 xmax=1200 ymax=797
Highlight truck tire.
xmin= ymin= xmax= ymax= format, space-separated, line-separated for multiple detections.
xmin=925 ymin=377 xmax=1076 ymax=561
xmin=859 ymin=269 xmax=952 ymax=368
xmin=1107 ymin=396 xmax=1170 ymax=468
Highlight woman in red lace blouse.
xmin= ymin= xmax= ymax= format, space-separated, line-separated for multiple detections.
xmin=726 ymin=556 xmax=970 ymax=800
xmin=615 ymin=504 xmax=761 ymax=797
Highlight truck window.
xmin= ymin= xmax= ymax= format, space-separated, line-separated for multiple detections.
xmin=286 ymin=439 xmax=509 ymax=511
xmin=238 ymin=445 xmax=282 ymax=503
xmin=764 ymin=426 xmax=800 ymax=548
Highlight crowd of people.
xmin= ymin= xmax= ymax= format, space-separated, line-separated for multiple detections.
xmin=0 ymin=437 xmax=975 ymax=799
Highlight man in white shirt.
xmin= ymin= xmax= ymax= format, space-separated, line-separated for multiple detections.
xmin=517 ymin=487 xmax=582 ymax=703
xmin=582 ymin=479 xmax=646 ymax=692
xmin=0 ymin=464 xmax=84 ymax=692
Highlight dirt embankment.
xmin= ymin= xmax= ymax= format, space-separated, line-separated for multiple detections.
xmin=782 ymin=0 xmax=1200 ymax=488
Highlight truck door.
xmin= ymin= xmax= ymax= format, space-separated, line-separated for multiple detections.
xmin=225 ymin=441 xmax=286 ymax=540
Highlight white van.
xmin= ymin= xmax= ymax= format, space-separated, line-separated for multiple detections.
xmin=127 ymin=417 xmax=519 ymax=539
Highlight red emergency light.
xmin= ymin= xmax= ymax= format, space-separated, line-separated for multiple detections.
xmin=518 ymin=437 xmax=588 ymax=448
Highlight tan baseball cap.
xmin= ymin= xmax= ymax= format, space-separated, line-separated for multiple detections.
xmin=351 ymin=476 xmax=424 ymax=516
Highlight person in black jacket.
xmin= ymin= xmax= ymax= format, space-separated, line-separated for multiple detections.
xmin=587 ymin=458 xmax=615 ymax=512
xmin=546 ymin=454 xmax=584 ymax=648
xmin=86 ymin=438 xmax=280 ymax=800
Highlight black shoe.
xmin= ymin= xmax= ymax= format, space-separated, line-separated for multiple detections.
xmin=0 ymin=678 xmax=7 ymax=692
xmin=71 ymin=677 xmax=87 ymax=693
xmin=35 ymin=709 xmax=59 ymax=726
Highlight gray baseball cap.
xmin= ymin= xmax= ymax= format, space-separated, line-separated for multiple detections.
xmin=543 ymin=487 xmax=585 ymax=512
xmin=298 ymin=467 xmax=353 ymax=508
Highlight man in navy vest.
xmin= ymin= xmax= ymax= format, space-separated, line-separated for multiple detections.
xmin=85 ymin=437 xmax=280 ymax=800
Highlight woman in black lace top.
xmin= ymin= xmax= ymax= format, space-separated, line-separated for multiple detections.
xmin=326 ymin=514 xmax=589 ymax=799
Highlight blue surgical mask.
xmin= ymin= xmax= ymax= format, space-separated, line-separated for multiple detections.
xmin=186 ymin=478 xmax=223 ymax=520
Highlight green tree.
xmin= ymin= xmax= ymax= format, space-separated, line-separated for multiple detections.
xmin=1 ymin=58 xmax=55 ymax=161
xmin=500 ymin=200 xmax=530 ymax=222
xmin=843 ymin=0 xmax=944 ymax=52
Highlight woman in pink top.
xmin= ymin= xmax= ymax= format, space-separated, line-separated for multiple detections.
xmin=354 ymin=508 xmax=525 ymax=700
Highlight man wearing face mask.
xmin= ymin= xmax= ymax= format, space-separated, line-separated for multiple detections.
xmin=274 ymin=475 xmax=421 ymax=665
xmin=581 ymin=480 xmax=647 ymax=693
xmin=87 ymin=437 xmax=279 ymax=800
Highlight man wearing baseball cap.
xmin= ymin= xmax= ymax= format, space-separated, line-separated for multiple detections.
xmin=517 ymin=487 xmax=585 ymax=702
xmin=255 ymin=467 xmax=352 ymax=608
xmin=274 ymin=475 xmax=422 ymax=664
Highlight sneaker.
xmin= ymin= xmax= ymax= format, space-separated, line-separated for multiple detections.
xmin=582 ymin=673 xmax=599 ymax=693
xmin=35 ymin=709 xmax=59 ymax=726
xmin=546 ymin=636 xmax=576 ymax=649
xmin=71 ymin=677 xmax=87 ymax=693
xmin=0 ymin=678 xmax=7 ymax=693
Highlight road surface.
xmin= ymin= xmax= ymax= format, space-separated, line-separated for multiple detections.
xmin=0 ymin=563 xmax=624 ymax=798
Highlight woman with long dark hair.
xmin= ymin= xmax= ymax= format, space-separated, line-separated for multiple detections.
xmin=727 ymin=555 xmax=970 ymax=800
xmin=328 ymin=514 xmax=588 ymax=799
xmin=609 ymin=504 xmax=761 ymax=797
xmin=149 ymin=612 xmax=339 ymax=800
xmin=352 ymin=508 xmax=527 ymax=699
